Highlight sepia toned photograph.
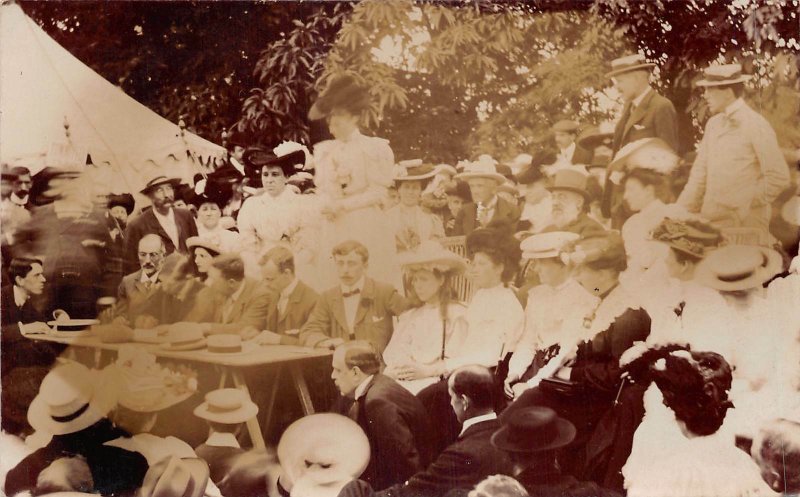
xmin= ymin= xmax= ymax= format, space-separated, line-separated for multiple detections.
xmin=0 ymin=0 xmax=798 ymax=496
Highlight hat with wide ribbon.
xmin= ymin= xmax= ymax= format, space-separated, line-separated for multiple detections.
xmin=696 ymin=63 xmax=752 ymax=87
xmin=521 ymin=231 xmax=580 ymax=260
xmin=455 ymin=155 xmax=506 ymax=184
xmin=696 ymin=244 xmax=783 ymax=292
xmin=186 ymin=236 xmax=223 ymax=257
xmin=193 ymin=388 xmax=258 ymax=424
xmin=394 ymin=159 xmax=439 ymax=183
xmin=605 ymin=53 xmax=656 ymax=78
xmin=491 ymin=406 xmax=576 ymax=453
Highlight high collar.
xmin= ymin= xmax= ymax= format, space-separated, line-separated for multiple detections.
xmin=459 ymin=412 xmax=497 ymax=437
xmin=13 ymin=285 xmax=29 ymax=308
xmin=724 ymin=97 xmax=746 ymax=117
xmin=9 ymin=192 xmax=28 ymax=206
xmin=341 ymin=276 xmax=366 ymax=296
xmin=631 ymin=86 xmax=652 ymax=107
xmin=354 ymin=375 xmax=374 ymax=400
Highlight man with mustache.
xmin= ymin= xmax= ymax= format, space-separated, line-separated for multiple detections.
xmin=1 ymin=166 xmax=33 ymax=246
xmin=124 ymin=175 xmax=197 ymax=273
xmin=543 ymin=169 xmax=605 ymax=237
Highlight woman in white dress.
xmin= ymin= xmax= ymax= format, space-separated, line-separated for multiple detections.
xmin=386 ymin=163 xmax=445 ymax=254
xmin=383 ymin=241 xmax=468 ymax=394
xmin=308 ymin=74 xmax=401 ymax=289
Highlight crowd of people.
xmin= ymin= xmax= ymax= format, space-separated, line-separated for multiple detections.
xmin=1 ymin=53 xmax=799 ymax=497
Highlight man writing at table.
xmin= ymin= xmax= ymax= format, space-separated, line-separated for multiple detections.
xmin=298 ymin=240 xmax=407 ymax=353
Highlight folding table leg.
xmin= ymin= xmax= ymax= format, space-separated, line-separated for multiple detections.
xmin=261 ymin=366 xmax=282 ymax=438
xmin=230 ymin=369 xmax=267 ymax=450
xmin=289 ymin=363 xmax=315 ymax=415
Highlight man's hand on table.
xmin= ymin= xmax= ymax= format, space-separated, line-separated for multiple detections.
xmin=254 ymin=330 xmax=300 ymax=346
xmin=133 ymin=314 xmax=160 ymax=329
xmin=315 ymin=337 xmax=345 ymax=350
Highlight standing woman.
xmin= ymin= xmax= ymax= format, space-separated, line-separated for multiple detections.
xmin=383 ymin=241 xmax=468 ymax=394
xmin=309 ymin=73 xmax=401 ymax=289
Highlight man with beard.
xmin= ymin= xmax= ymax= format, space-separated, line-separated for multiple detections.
xmin=543 ymin=169 xmax=605 ymax=237
xmin=124 ymin=175 xmax=197 ymax=273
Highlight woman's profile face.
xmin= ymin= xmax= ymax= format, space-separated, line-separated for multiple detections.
xmin=327 ymin=108 xmax=359 ymax=140
xmin=468 ymin=252 xmax=504 ymax=289
xmin=194 ymin=247 xmax=214 ymax=274
xmin=411 ymin=269 xmax=444 ymax=303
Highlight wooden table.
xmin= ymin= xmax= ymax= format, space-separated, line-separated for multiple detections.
xmin=28 ymin=333 xmax=332 ymax=450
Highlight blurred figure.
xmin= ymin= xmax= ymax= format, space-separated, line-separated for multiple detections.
xmin=550 ymin=120 xmax=592 ymax=169
xmin=105 ymin=193 xmax=136 ymax=292
xmin=1 ymin=166 xmax=33 ymax=247
xmin=515 ymin=166 xmax=551 ymax=235
xmin=749 ymin=418 xmax=800 ymax=494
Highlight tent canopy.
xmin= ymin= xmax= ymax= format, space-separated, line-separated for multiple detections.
xmin=0 ymin=3 xmax=226 ymax=194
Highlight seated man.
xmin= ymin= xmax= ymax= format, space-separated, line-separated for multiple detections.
xmin=331 ymin=341 xmax=432 ymax=490
xmin=1 ymin=256 xmax=46 ymax=326
xmin=299 ymin=240 xmax=407 ymax=353
xmin=256 ymin=245 xmax=318 ymax=345
xmin=184 ymin=253 xmax=270 ymax=338
xmin=542 ymin=169 xmax=605 ymax=237
xmin=353 ymin=365 xmax=513 ymax=497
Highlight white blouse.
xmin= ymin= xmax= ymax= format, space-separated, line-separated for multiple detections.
xmin=236 ymin=188 xmax=312 ymax=254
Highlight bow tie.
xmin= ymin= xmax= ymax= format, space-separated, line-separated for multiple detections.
xmin=342 ymin=288 xmax=361 ymax=298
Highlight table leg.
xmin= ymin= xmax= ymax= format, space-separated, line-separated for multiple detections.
xmin=218 ymin=367 xmax=229 ymax=389
xmin=261 ymin=366 xmax=282 ymax=438
xmin=289 ymin=363 xmax=315 ymax=415
xmin=230 ymin=369 xmax=266 ymax=450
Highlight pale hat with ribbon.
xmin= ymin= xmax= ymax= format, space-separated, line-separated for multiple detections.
xmin=521 ymin=231 xmax=580 ymax=260
xmin=503 ymin=153 xmax=533 ymax=175
xmin=608 ymin=137 xmax=679 ymax=176
xmin=696 ymin=244 xmax=783 ymax=292
xmin=28 ymin=362 xmax=120 ymax=435
xmin=161 ymin=326 xmax=207 ymax=352
xmin=194 ymin=388 xmax=258 ymax=424
xmin=394 ymin=159 xmax=439 ymax=182
xmin=455 ymin=154 xmax=506 ymax=183
xmin=605 ymin=53 xmax=656 ymax=78
xmin=115 ymin=345 xmax=197 ymax=412
xmin=138 ymin=456 xmax=210 ymax=497
xmin=397 ymin=240 xmax=467 ymax=274
xmin=696 ymin=63 xmax=753 ymax=87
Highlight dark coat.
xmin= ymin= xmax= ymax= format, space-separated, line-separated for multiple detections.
xmin=542 ymin=213 xmax=606 ymax=239
xmin=453 ymin=197 xmax=521 ymax=236
xmin=516 ymin=467 xmax=623 ymax=497
xmin=377 ymin=418 xmax=513 ymax=497
xmin=115 ymin=264 xmax=188 ymax=324
xmin=194 ymin=443 xmax=245 ymax=485
xmin=342 ymin=374 xmax=433 ymax=490
xmin=570 ymin=144 xmax=594 ymax=166
xmin=123 ymin=207 xmax=197 ymax=273
xmin=264 ymin=280 xmax=319 ymax=334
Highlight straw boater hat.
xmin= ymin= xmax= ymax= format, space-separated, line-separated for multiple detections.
xmin=186 ymin=236 xmax=223 ymax=256
xmin=696 ymin=63 xmax=753 ymax=87
xmin=115 ymin=346 xmax=197 ymax=413
xmin=455 ymin=154 xmax=506 ymax=183
xmin=605 ymin=53 xmax=656 ymax=78
xmin=650 ymin=218 xmax=722 ymax=260
xmin=521 ymin=232 xmax=580 ymax=260
xmin=161 ymin=327 xmax=207 ymax=351
xmin=308 ymin=73 xmax=371 ymax=121
xmin=138 ymin=456 xmax=209 ymax=497
xmin=28 ymin=362 xmax=120 ymax=436
xmin=397 ymin=240 xmax=467 ymax=274
xmin=140 ymin=175 xmax=182 ymax=196
xmin=278 ymin=413 xmax=370 ymax=497
xmin=696 ymin=244 xmax=783 ymax=292
xmin=608 ymin=137 xmax=679 ymax=176
xmin=394 ymin=160 xmax=439 ymax=183
xmin=546 ymin=168 xmax=591 ymax=200
xmin=552 ymin=119 xmax=581 ymax=134
xmin=194 ymin=388 xmax=258 ymax=424
xmin=491 ymin=407 xmax=576 ymax=453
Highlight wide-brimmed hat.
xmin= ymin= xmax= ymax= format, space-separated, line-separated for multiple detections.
xmin=397 ymin=240 xmax=467 ymax=274
xmin=107 ymin=193 xmax=135 ymax=215
xmin=696 ymin=244 xmax=783 ymax=292
xmin=115 ymin=346 xmax=197 ymax=413
xmin=194 ymin=388 xmax=258 ymax=424
xmin=491 ymin=407 xmax=576 ymax=453
xmin=186 ymin=236 xmax=223 ymax=256
xmin=609 ymin=137 xmax=679 ymax=175
xmin=444 ymin=180 xmax=472 ymax=202
xmin=242 ymin=147 xmax=305 ymax=179
xmin=503 ymin=153 xmax=533 ymax=175
xmin=515 ymin=165 xmax=546 ymax=185
xmin=696 ymin=63 xmax=753 ymax=87
xmin=278 ymin=413 xmax=370 ymax=494
xmin=546 ymin=168 xmax=591 ymax=200
xmin=521 ymin=232 xmax=580 ymax=260
xmin=577 ymin=122 xmax=615 ymax=150
xmin=650 ymin=217 xmax=722 ymax=259
xmin=161 ymin=327 xmax=207 ymax=352
xmin=140 ymin=175 xmax=182 ymax=196
xmin=394 ymin=162 xmax=439 ymax=183
xmin=605 ymin=53 xmax=656 ymax=78
xmin=28 ymin=362 xmax=119 ymax=436
xmin=308 ymin=73 xmax=371 ymax=121
xmin=455 ymin=155 xmax=506 ymax=183
xmin=560 ymin=231 xmax=626 ymax=270
xmin=435 ymin=163 xmax=458 ymax=177
xmin=138 ymin=456 xmax=209 ymax=497
xmin=552 ymin=119 xmax=580 ymax=134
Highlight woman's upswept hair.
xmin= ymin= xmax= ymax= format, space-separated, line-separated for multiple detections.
xmin=466 ymin=222 xmax=522 ymax=284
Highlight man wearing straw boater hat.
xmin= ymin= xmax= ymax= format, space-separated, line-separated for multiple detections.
xmin=124 ymin=173 xmax=198 ymax=272
xmin=677 ymin=63 xmax=790 ymax=232
xmin=453 ymin=155 xmax=521 ymax=236
xmin=603 ymin=54 xmax=679 ymax=227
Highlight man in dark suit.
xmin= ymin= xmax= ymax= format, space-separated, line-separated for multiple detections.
xmin=331 ymin=341 xmax=432 ymax=490
xmin=542 ymin=169 xmax=605 ymax=238
xmin=453 ymin=156 xmax=521 ymax=236
xmin=364 ymin=365 xmax=512 ymax=497
xmin=299 ymin=240 xmax=407 ymax=354
xmin=124 ymin=175 xmax=197 ymax=273
xmin=603 ymin=54 xmax=679 ymax=226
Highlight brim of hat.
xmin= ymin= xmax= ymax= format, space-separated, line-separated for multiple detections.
xmin=490 ymin=419 xmax=576 ymax=453
xmin=578 ymin=132 xmax=614 ymax=150
xmin=28 ymin=367 xmax=119 ymax=436
xmin=454 ymin=172 xmax=506 ymax=183
xmin=546 ymin=185 xmax=590 ymax=199
xmin=193 ymin=401 xmax=259 ymax=424
xmin=695 ymin=247 xmax=783 ymax=291
xmin=523 ymin=249 xmax=561 ymax=260
xmin=696 ymin=75 xmax=752 ymax=87
xmin=161 ymin=338 xmax=207 ymax=352
xmin=308 ymin=101 xmax=327 ymax=121
xmin=605 ymin=63 xmax=656 ymax=78
xmin=119 ymin=389 xmax=194 ymax=413
xmin=607 ymin=138 xmax=656 ymax=171
xmin=205 ymin=341 xmax=258 ymax=355
xmin=399 ymin=256 xmax=467 ymax=274
xmin=395 ymin=170 xmax=438 ymax=182
xmin=187 ymin=238 xmax=222 ymax=254
xmin=140 ymin=178 xmax=181 ymax=194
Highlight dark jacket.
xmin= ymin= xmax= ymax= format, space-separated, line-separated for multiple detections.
xmin=542 ymin=213 xmax=606 ymax=239
xmin=453 ymin=197 xmax=521 ymax=236
xmin=115 ymin=263 xmax=188 ymax=324
xmin=123 ymin=207 xmax=197 ymax=273
xmin=342 ymin=374 xmax=433 ymax=490
xmin=516 ymin=467 xmax=623 ymax=497
xmin=194 ymin=443 xmax=246 ymax=485
xmin=377 ymin=417 xmax=513 ymax=497
xmin=264 ymin=280 xmax=319 ymax=334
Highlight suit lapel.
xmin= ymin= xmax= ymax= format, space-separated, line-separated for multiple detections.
xmin=226 ymin=281 xmax=250 ymax=324
xmin=622 ymin=91 xmax=654 ymax=140
xmin=354 ymin=279 xmax=374 ymax=328
xmin=491 ymin=198 xmax=509 ymax=224
xmin=330 ymin=291 xmax=349 ymax=333
xmin=463 ymin=204 xmax=477 ymax=233
xmin=146 ymin=210 xmax=176 ymax=251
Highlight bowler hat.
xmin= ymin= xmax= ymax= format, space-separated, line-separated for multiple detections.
xmin=546 ymin=168 xmax=591 ymax=200
xmin=605 ymin=53 xmax=656 ymax=78
xmin=308 ymin=74 xmax=371 ymax=121
xmin=491 ymin=407 xmax=576 ymax=453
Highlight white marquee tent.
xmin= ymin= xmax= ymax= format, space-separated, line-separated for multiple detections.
xmin=0 ymin=2 xmax=226 ymax=194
